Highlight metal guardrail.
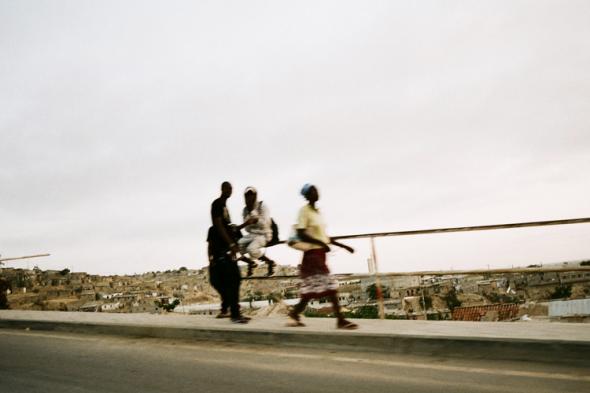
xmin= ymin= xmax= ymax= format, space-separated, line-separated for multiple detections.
xmin=249 ymin=217 xmax=590 ymax=319
xmin=0 ymin=254 xmax=51 ymax=264
xmin=243 ymin=266 xmax=590 ymax=281
xmin=331 ymin=217 xmax=590 ymax=240
xmin=269 ymin=217 xmax=590 ymax=245
xmin=247 ymin=217 xmax=590 ymax=278
xmin=342 ymin=266 xmax=590 ymax=278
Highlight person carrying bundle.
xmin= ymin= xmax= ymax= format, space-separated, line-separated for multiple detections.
xmin=287 ymin=184 xmax=358 ymax=330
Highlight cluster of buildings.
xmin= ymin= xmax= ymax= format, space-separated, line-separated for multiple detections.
xmin=1 ymin=261 xmax=589 ymax=321
xmin=286 ymin=261 xmax=590 ymax=321
xmin=0 ymin=266 xmax=214 ymax=313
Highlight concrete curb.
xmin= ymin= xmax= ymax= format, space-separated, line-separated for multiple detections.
xmin=1 ymin=318 xmax=588 ymax=367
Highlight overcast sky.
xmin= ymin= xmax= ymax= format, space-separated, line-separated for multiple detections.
xmin=1 ymin=1 xmax=589 ymax=275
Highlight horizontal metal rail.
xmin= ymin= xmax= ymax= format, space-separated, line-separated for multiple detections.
xmin=247 ymin=217 xmax=590 ymax=281
xmin=331 ymin=217 xmax=590 ymax=240
xmin=271 ymin=217 xmax=590 ymax=245
xmin=0 ymin=254 xmax=51 ymax=263
xmin=242 ymin=266 xmax=590 ymax=280
xmin=338 ymin=266 xmax=590 ymax=278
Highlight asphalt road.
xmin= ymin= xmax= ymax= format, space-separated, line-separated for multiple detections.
xmin=1 ymin=329 xmax=588 ymax=393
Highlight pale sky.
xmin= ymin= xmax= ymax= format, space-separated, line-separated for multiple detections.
xmin=1 ymin=1 xmax=589 ymax=275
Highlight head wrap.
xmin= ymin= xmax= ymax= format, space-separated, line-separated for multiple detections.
xmin=244 ymin=186 xmax=257 ymax=195
xmin=300 ymin=183 xmax=313 ymax=197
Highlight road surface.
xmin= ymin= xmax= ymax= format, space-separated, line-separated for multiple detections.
xmin=1 ymin=329 xmax=588 ymax=393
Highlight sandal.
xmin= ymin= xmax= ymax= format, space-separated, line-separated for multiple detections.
xmin=337 ymin=319 xmax=358 ymax=330
xmin=266 ymin=260 xmax=276 ymax=276
xmin=286 ymin=311 xmax=306 ymax=327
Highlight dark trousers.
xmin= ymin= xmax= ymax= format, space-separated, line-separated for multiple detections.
xmin=0 ymin=279 xmax=9 ymax=310
xmin=209 ymin=255 xmax=241 ymax=318
xmin=0 ymin=293 xmax=8 ymax=310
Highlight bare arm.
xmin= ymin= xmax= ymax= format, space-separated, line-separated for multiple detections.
xmin=236 ymin=217 xmax=258 ymax=230
xmin=213 ymin=217 xmax=238 ymax=253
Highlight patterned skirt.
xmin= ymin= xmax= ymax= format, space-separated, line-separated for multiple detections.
xmin=299 ymin=249 xmax=338 ymax=300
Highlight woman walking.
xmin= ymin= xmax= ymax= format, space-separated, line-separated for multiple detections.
xmin=287 ymin=184 xmax=358 ymax=329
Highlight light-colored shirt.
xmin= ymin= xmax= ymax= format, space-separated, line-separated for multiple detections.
xmin=242 ymin=201 xmax=272 ymax=241
xmin=295 ymin=204 xmax=330 ymax=249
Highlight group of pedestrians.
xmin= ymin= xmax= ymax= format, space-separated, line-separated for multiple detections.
xmin=207 ymin=181 xmax=358 ymax=329
xmin=207 ymin=182 xmax=272 ymax=323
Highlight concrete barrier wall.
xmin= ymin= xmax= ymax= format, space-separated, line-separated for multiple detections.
xmin=549 ymin=298 xmax=590 ymax=317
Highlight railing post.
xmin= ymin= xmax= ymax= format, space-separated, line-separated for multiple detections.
xmin=370 ymin=237 xmax=385 ymax=320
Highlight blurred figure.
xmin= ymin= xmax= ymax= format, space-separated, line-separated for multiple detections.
xmin=287 ymin=184 xmax=358 ymax=329
xmin=208 ymin=181 xmax=250 ymax=323
xmin=0 ymin=277 xmax=10 ymax=310
xmin=238 ymin=187 xmax=277 ymax=276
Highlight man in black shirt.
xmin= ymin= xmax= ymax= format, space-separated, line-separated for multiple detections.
xmin=210 ymin=182 xmax=238 ymax=258
xmin=0 ymin=277 xmax=10 ymax=310
xmin=208 ymin=181 xmax=252 ymax=323
xmin=207 ymin=226 xmax=228 ymax=316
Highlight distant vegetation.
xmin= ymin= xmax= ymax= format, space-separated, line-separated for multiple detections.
xmin=422 ymin=295 xmax=433 ymax=310
xmin=442 ymin=288 xmax=462 ymax=311
xmin=485 ymin=292 xmax=521 ymax=304
xmin=155 ymin=299 xmax=180 ymax=312
xmin=550 ymin=284 xmax=572 ymax=300
xmin=365 ymin=284 xmax=390 ymax=300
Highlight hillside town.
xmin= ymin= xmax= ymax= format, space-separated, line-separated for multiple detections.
xmin=1 ymin=261 xmax=589 ymax=322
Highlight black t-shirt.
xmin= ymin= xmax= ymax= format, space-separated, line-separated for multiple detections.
xmin=209 ymin=197 xmax=232 ymax=258
xmin=211 ymin=197 xmax=231 ymax=228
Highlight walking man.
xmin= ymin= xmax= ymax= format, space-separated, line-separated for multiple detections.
xmin=208 ymin=181 xmax=250 ymax=323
